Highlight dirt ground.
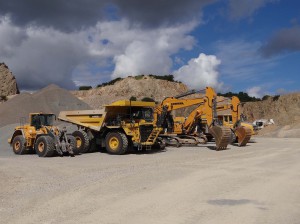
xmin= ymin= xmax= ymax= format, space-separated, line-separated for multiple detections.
xmin=1 ymin=134 xmax=300 ymax=224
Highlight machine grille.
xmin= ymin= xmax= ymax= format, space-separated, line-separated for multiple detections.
xmin=139 ymin=125 xmax=153 ymax=142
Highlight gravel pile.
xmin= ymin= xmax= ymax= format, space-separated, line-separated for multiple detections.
xmin=0 ymin=84 xmax=91 ymax=127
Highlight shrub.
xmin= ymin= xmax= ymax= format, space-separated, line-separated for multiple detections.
xmin=97 ymin=77 xmax=123 ymax=88
xmin=129 ymin=96 xmax=137 ymax=101
xmin=273 ymin=95 xmax=280 ymax=101
xmin=141 ymin=97 xmax=155 ymax=102
xmin=79 ymin=86 xmax=92 ymax=90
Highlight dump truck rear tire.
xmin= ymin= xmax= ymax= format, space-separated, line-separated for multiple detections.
xmin=72 ymin=130 xmax=90 ymax=153
xmin=35 ymin=136 xmax=55 ymax=157
xmin=105 ymin=131 xmax=128 ymax=155
xmin=12 ymin=135 xmax=27 ymax=155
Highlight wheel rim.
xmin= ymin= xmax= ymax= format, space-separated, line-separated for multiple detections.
xmin=14 ymin=141 xmax=20 ymax=151
xmin=76 ymin=137 xmax=82 ymax=148
xmin=38 ymin=142 xmax=45 ymax=152
xmin=109 ymin=137 xmax=119 ymax=151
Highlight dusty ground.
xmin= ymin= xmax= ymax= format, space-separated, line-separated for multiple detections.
xmin=0 ymin=133 xmax=300 ymax=224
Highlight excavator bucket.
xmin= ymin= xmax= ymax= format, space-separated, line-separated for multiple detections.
xmin=234 ymin=126 xmax=252 ymax=146
xmin=208 ymin=126 xmax=231 ymax=150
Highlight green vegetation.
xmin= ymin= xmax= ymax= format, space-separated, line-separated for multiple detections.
xmin=262 ymin=95 xmax=271 ymax=101
xmin=97 ymin=77 xmax=123 ymax=88
xmin=134 ymin=74 xmax=181 ymax=83
xmin=218 ymin=92 xmax=261 ymax=102
xmin=96 ymin=74 xmax=181 ymax=88
xmin=129 ymin=96 xmax=137 ymax=101
xmin=262 ymin=94 xmax=280 ymax=101
xmin=272 ymin=95 xmax=280 ymax=101
xmin=79 ymin=86 xmax=92 ymax=90
xmin=141 ymin=97 xmax=155 ymax=102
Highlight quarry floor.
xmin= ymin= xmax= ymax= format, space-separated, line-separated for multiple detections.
xmin=0 ymin=135 xmax=300 ymax=224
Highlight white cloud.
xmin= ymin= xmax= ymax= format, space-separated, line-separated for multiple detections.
xmin=0 ymin=17 xmax=199 ymax=89
xmin=106 ymin=21 xmax=197 ymax=78
xmin=173 ymin=53 xmax=222 ymax=90
xmin=247 ymin=86 xmax=263 ymax=98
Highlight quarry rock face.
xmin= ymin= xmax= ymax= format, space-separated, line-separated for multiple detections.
xmin=72 ymin=76 xmax=189 ymax=109
xmin=0 ymin=63 xmax=20 ymax=96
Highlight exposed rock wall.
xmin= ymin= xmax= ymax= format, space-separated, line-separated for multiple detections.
xmin=72 ymin=76 xmax=189 ymax=108
xmin=242 ymin=93 xmax=300 ymax=126
xmin=0 ymin=63 xmax=19 ymax=97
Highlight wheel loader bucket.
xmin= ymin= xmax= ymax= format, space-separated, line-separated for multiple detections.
xmin=234 ymin=126 xmax=252 ymax=146
xmin=208 ymin=126 xmax=231 ymax=150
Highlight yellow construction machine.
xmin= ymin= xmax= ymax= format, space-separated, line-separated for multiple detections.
xmin=217 ymin=96 xmax=257 ymax=135
xmin=172 ymin=95 xmax=254 ymax=147
xmin=202 ymin=96 xmax=253 ymax=146
xmin=154 ymin=87 xmax=231 ymax=150
xmin=8 ymin=113 xmax=76 ymax=157
xmin=58 ymin=100 xmax=164 ymax=155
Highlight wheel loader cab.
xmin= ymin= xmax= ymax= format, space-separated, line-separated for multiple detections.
xmin=30 ymin=113 xmax=55 ymax=130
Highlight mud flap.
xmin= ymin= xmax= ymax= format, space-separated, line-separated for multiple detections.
xmin=234 ymin=126 xmax=252 ymax=147
xmin=209 ymin=126 xmax=231 ymax=150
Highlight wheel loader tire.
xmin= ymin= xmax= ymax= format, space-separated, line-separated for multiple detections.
xmin=67 ymin=135 xmax=79 ymax=155
xmin=12 ymin=135 xmax=27 ymax=155
xmin=35 ymin=136 xmax=55 ymax=157
xmin=105 ymin=131 xmax=128 ymax=155
xmin=72 ymin=130 xmax=90 ymax=153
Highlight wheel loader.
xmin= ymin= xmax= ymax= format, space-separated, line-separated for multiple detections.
xmin=58 ymin=100 xmax=164 ymax=155
xmin=154 ymin=87 xmax=231 ymax=150
xmin=8 ymin=113 xmax=76 ymax=157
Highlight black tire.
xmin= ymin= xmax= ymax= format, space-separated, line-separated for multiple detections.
xmin=35 ymin=136 xmax=55 ymax=157
xmin=12 ymin=135 xmax=27 ymax=155
xmin=67 ymin=135 xmax=79 ymax=155
xmin=88 ymin=138 xmax=98 ymax=153
xmin=105 ymin=131 xmax=128 ymax=155
xmin=229 ymin=129 xmax=237 ymax=144
xmin=72 ymin=130 xmax=90 ymax=153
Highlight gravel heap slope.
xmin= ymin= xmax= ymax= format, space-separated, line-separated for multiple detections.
xmin=0 ymin=84 xmax=91 ymax=127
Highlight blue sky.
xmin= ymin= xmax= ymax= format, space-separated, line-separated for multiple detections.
xmin=0 ymin=0 xmax=299 ymax=97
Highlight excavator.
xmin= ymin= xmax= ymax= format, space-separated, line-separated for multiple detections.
xmin=154 ymin=87 xmax=231 ymax=150
xmin=201 ymin=96 xmax=253 ymax=146
xmin=172 ymin=95 xmax=253 ymax=147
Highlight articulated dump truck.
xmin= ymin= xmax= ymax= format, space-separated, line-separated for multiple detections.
xmin=58 ymin=100 xmax=164 ymax=155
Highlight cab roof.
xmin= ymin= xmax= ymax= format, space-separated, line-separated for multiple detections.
xmin=105 ymin=100 xmax=155 ymax=107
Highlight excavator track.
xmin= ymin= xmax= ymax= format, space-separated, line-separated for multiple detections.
xmin=209 ymin=126 xmax=231 ymax=151
xmin=234 ymin=126 xmax=252 ymax=146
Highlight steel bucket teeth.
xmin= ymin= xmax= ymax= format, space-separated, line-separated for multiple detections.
xmin=209 ymin=126 xmax=231 ymax=150
xmin=235 ymin=126 xmax=252 ymax=146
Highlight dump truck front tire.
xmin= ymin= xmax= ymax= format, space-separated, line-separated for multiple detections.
xmin=12 ymin=135 xmax=27 ymax=155
xmin=72 ymin=130 xmax=90 ymax=153
xmin=105 ymin=131 xmax=128 ymax=155
xmin=35 ymin=136 xmax=55 ymax=157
